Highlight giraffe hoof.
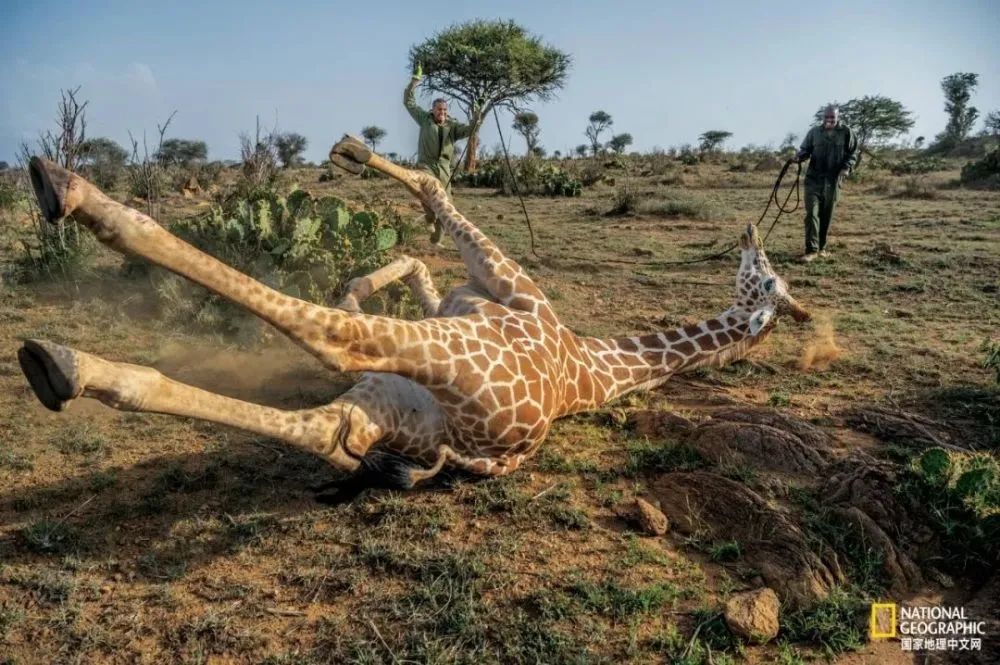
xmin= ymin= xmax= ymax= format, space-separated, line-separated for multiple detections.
xmin=28 ymin=157 xmax=77 ymax=224
xmin=329 ymin=135 xmax=371 ymax=175
xmin=17 ymin=339 xmax=81 ymax=411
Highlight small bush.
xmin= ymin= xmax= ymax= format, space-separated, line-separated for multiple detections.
xmin=960 ymin=148 xmax=1000 ymax=188
xmin=888 ymin=156 xmax=949 ymax=175
xmin=637 ymin=191 xmax=716 ymax=220
xmin=0 ymin=171 xmax=25 ymax=216
xmin=608 ymin=185 xmax=640 ymax=215
xmin=459 ymin=157 xmax=582 ymax=197
xmin=16 ymin=214 xmax=97 ymax=283
xmin=893 ymin=176 xmax=939 ymax=200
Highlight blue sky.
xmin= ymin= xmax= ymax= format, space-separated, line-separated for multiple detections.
xmin=2 ymin=0 xmax=998 ymax=164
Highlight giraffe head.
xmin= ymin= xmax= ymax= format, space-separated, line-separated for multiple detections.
xmin=735 ymin=224 xmax=811 ymax=335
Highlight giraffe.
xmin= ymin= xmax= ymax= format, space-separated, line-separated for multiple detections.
xmin=17 ymin=138 xmax=811 ymax=495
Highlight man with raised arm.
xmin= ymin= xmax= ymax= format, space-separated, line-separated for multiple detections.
xmin=404 ymin=63 xmax=473 ymax=244
xmin=791 ymin=104 xmax=858 ymax=262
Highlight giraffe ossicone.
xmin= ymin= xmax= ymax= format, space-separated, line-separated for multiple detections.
xmin=17 ymin=143 xmax=811 ymax=493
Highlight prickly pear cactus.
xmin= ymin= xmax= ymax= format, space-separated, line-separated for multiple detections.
xmin=157 ymin=185 xmax=407 ymax=337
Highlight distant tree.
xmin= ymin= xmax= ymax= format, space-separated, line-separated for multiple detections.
xmin=274 ymin=132 xmax=308 ymax=168
xmin=574 ymin=144 xmax=589 ymax=158
xmin=156 ymin=138 xmax=207 ymax=166
xmin=813 ymin=95 xmax=914 ymax=167
xmin=585 ymin=111 xmax=613 ymax=155
xmin=553 ymin=150 xmax=561 ymax=159
xmin=982 ymin=110 xmax=1000 ymax=138
xmin=531 ymin=145 xmax=547 ymax=158
xmin=80 ymin=137 xmax=129 ymax=189
xmin=512 ymin=111 xmax=540 ymax=155
xmin=698 ymin=130 xmax=732 ymax=153
xmin=360 ymin=126 xmax=387 ymax=152
xmin=409 ymin=19 xmax=571 ymax=171
xmin=0 ymin=161 xmax=9 ymax=171
xmin=387 ymin=152 xmax=399 ymax=162
xmin=933 ymin=73 xmax=979 ymax=148
xmin=914 ymin=136 xmax=926 ymax=149
xmin=607 ymin=133 xmax=633 ymax=154
xmin=780 ymin=132 xmax=798 ymax=151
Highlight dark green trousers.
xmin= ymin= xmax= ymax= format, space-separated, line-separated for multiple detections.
xmin=803 ymin=178 xmax=840 ymax=253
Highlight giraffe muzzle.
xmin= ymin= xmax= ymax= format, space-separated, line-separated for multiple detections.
xmin=782 ymin=297 xmax=812 ymax=323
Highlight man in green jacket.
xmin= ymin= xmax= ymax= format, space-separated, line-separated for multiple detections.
xmin=792 ymin=105 xmax=859 ymax=262
xmin=405 ymin=64 xmax=473 ymax=244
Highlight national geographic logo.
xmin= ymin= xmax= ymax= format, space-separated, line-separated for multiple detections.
xmin=870 ymin=603 xmax=986 ymax=653
xmin=870 ymin=603 xmax=897 ymax=639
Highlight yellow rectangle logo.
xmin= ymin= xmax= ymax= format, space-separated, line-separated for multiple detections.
xmin=870 ymin=603 xmax=897 ymax=639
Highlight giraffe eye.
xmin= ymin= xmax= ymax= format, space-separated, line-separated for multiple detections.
xmin=762 ymin=278 xmax=776 ymax=294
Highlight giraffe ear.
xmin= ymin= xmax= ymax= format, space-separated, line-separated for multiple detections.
xmin=749 ymin=307 xmax=775 ymax=336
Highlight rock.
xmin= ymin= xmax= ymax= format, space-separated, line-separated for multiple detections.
xmin=634 ymin=497 xmax=668 ymax=536
xmin=724 ymin=588 xmax=780 ymax=644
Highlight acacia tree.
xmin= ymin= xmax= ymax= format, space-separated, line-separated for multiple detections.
xmin=274 ymin=132 xmax=308 ymax=168
xmin=574 ymin=144 xmax=589 ymax=158
xmin=607 ymin=133 xmax=633 ymax=154
xmin=585 ymin=111 xmax=613 ymax=155
xmin=512 ymin=111 xmax=540 ymax=155
xmin=813 ymin=95 xmax=914 ymax=166
xmin=156 ymin=138 xmax=207 ymax=166
xmin=698 ymin=130 xmax=732 ymax=153
xmin=937 ymin=72 xmax=979 ymax=146
xmin=361 ymin=126 xmax=387 ymax=152
xmin=409 ymin=20 xmax=570 ymax=171
xmin=80 ymin=137 xmax=128 ymax=189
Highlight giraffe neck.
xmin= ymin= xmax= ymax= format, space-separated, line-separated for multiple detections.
xmin=567 ymin=306 xmax=766 ymax=412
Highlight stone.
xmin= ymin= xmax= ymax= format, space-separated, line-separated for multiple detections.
xmin=724 ymin=588 xmax=780 ymax=644
xmin=634 ymin=497 xmax=668 ymax=536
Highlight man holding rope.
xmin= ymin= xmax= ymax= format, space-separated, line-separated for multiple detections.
xmin=791 ymin=104 xmax=858 ymax=262
xmin=404 ymin=63 xmax=473 ymax=245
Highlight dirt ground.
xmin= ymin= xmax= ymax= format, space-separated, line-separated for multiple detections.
xmin=1 ymin=157 xmax=997 ymax=664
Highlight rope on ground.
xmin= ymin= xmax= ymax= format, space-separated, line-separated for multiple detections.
xmin=651 ymin=157 xmax=802 ymax=266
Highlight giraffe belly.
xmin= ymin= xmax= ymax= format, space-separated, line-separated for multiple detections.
xmin=354 ymin=373 xmax=448 ymax=465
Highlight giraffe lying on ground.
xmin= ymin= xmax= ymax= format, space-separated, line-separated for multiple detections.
xmin=18 ymin=138 xmax=811 ymax=493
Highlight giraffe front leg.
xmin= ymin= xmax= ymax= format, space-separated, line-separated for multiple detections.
xmin=337 ymin=256 xmax=441 ymax=317
xmin=16 ymin=339 xmax=383 ymax=473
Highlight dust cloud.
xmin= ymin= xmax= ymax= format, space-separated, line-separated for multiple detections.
xmin=797 ymin=316 xmax=843 ymax=371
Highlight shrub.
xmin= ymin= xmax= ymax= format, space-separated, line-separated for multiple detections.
xmin=0 ymin=171 xmax=24 ymax=216
xmin=16 ymin=214 xmax=97 ymax=283
xmin=638 ymin=192 xmax=716 ymax=220
xmin=458 ymin=157 xmax=582 ymax=197
xmin=893 ymin=177 xmax=939 ymax=200
xmin=888 ymin=156 xmax=949 ymax=175
xmin=960 ymin=148 xmax=1000 ymax=188
xmin=146 ymin=188 xmax=411 ymax=337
